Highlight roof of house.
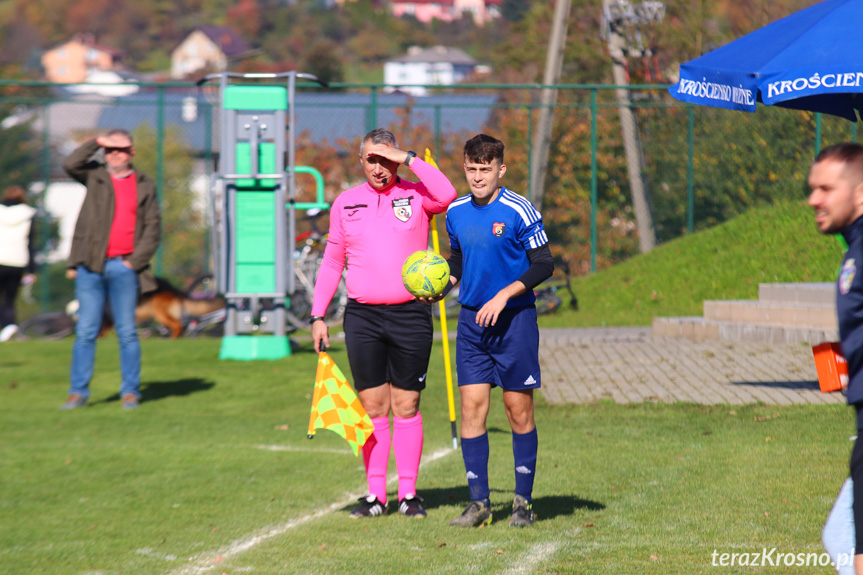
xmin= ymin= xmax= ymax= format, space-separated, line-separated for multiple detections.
xmin=388 ymin=46 xmax=477 ymax=65
xmin=194 ymin=26 xmax=251 ymax=58
xmin=46 ymin=34 xmax=123 ymax=59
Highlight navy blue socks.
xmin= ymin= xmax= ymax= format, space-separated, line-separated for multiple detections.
xmin=461 ymin=432 xmax=490 ymax=505
xmin=512 ymin=427 xmax=538 ymax=501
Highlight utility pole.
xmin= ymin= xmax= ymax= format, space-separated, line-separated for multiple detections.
xmin=601 ymin=0 xmax=664 ymax=253
xmin=529 ymin=0 xmax=571 ymax=210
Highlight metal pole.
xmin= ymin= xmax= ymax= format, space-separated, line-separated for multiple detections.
xmin=40 ymin=104 xmax=51 ymax=311
xmin=434 ymin=105 xmax=441 ymax=160
xmin=287 ymin=73 xmax=297 ymax=299
xmin=156 ymin=85 xmax=165 ymax=275
xmin=529 ymin=0 xmax=572 ymax=210
xmin=687 ymin=106 xmax=694 ymax=234
xmin=203 ymin=101 xmax=213 ymax=275
xmin=815 ymin=112 xmax=822 ymax=156
xmin=603 ymin=0 xmax=657 ymax=253
xmin=367 ymin=85 xmax=378 ymax=131
xmin=527 ymin=105 xmax=534 ymax=203
xmin=590 ymin=89 xmax=598 ymax=273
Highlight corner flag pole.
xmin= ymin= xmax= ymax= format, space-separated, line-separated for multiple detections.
xmin=424 ymin=148 xmax=458 ymax=450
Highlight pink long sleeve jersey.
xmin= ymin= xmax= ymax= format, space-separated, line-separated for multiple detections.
xmin=311 ymin=158 xmax=457 ymax=315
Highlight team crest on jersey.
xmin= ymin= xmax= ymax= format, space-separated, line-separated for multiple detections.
xmin=840 ymin=258 xmax=857 ymax=295
xmin=492 ymin=222 xmax=505 ymax=236
xmin=392 ymin=197 xmax=412 ymax=222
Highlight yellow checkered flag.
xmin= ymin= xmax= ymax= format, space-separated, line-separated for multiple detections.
xmin=307 ymin=351 xmax=373 ymax=456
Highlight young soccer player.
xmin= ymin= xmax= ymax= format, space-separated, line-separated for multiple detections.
xmin=443 ymin=133 xmax=553 ymax=527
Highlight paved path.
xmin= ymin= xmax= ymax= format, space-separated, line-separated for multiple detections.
xmin=538 ymin=327 xmax=845 ymax=406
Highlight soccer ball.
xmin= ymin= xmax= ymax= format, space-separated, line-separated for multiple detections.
xmin=402 ymin=250 xmax=450 ymax=298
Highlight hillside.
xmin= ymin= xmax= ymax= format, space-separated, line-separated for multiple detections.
xmin=538 ymin=200 xmax=843 ymax=328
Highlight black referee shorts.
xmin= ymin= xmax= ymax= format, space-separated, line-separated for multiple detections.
xmin=343 ymin=298 xmax=433 ymax=392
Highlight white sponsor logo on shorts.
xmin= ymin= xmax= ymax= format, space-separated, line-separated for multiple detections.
xmin=419 ymin=373 xmax=427 ymax=382
xmin=523 ymin=375 xmax=537 ymax=386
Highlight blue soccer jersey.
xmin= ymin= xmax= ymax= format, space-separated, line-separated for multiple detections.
xmin=445 ymin=187 xmax=549 ymax=310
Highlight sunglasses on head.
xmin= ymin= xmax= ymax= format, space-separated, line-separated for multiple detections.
xmin=104 ymin=146 xmax=132 ymax=154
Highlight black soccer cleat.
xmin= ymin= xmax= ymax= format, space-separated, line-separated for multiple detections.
xmin=449 ymin=500 xmax=492 ymax=527
xmin=349 ymin=495 xmax=387 ymax=519
xmin=508 ymin=494 xmax=535 ymax=527
xmin=398 ymin=494 xmax=427 ymax=518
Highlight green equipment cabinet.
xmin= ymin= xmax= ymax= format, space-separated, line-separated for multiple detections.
xmin=200 ymin=72 xmax=328 ymax=360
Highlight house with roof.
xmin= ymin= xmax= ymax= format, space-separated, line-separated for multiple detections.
xmin=384 ymin=46 xmax=483 ymax=96
xmin=171 ymin=26 xmax=253 ymax=79
xmin=389 ymin=0 xmax=501 ymax=26
xmin=41 ymin=34 xmax=123 ymax=84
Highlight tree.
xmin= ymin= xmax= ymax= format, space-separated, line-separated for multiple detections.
xmin=501 ymin=0 xmax=532 ymax=22
xmin=300 ymin=40 xmax=345 ymax=85
xmin=131 ymin=124 xmax=207 ymax=285
xmin=226 ymin=0 xmax=262 ymax=40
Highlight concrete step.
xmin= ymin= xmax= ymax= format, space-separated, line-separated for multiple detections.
xmin=653 ymin=282 xmax=838 ymax=344
xmin=703 ymin=300 xmax=837 ymax=329
xmin=758 ymin=282 xmax=835 ymax=306
xmin=652 ymin=316 xmax=837 ymax=345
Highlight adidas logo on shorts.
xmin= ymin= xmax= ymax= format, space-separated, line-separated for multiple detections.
xmin=523 ymin=375 xmax=537 ymax=386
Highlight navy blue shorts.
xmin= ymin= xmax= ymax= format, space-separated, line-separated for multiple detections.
xmin=456 ymin=305 xmax=541 ymax=390
xmin=343 ymin=299 xmax=433 ymax=392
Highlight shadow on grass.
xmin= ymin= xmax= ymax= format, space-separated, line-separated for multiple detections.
xmin=338 ymin=485 xmax=605 ymax=522
xmin=93 ymin=378 xmax=215 ymax=405
xmin=731 ymin=379 xmax=820 ymax=391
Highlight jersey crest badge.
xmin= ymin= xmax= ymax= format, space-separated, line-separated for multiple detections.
xmin=840 ymin=258 xmax=856 ymax=295
xmin=492 ymin=222 xmax=505 ymax=236
xmin=392 ymin=197 xmax=412 ymax=222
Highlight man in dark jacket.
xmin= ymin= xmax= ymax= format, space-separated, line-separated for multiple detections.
xmin=814 ymin=143 xmax=863 ymax=574
xmin=60 ymin=129 xmax=161 ymax=410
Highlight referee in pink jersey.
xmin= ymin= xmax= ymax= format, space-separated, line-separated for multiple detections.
xmin=311 ymin=128 xmax=456 ymax=519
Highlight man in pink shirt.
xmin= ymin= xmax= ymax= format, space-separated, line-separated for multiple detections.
xmin=312 ymin=128 xmax=456 ymax=519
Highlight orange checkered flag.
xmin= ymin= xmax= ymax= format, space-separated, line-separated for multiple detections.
xmin=307 ymin=351 xmax=373 ymax=456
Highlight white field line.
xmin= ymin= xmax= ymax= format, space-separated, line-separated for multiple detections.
xmin=501 ymin=542 xmax=561 ymax=575
xmin=168 ymin=446 xmax=455 ymax=575
xmin=255 ymin=444 xmax=356 ymax=455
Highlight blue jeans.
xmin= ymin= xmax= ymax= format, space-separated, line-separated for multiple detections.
xmin=69 ymin=259 xmax=140 ymax=399
xmin=823 ymin=478 xmax=857 ymax=575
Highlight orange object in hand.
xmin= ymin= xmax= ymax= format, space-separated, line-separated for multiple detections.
xmin=812 ymin=342 xmax=849 ymax=393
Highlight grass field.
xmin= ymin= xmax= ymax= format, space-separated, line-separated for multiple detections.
xmin=1 ymin=199 xmax=854 ymax=574
xmin=0 ymin=336 xmax=853 ymax=575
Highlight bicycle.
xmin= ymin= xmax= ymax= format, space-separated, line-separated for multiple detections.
xmin=533 ymin=256 xmax=578 ymax=315
xmin=16 ymin=311 xmax=76 ymax=340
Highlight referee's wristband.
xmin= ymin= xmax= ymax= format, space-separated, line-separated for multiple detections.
xmin=309 ymin=315 xmax=325 ymax=325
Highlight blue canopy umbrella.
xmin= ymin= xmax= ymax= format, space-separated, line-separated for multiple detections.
xmin=669 ymin=0 xmax=863 ymax=121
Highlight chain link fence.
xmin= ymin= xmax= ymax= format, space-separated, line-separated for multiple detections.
xmin=1 ymin=80 xmax=856 ymax=314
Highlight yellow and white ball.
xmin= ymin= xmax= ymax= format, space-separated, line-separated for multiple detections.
xmin=401 ymin=250 xmax=450 ymax=298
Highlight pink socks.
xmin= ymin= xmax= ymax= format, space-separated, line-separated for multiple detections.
xmin=393 ymin=412 xmax=423 ymax=501
xmin=362 ymin=412 xmax=424 ymax=503
xmin=363 ymin=416 xmax=391 ymax=504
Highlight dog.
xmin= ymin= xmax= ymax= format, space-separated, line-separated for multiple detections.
xmin=97 ymin=277 xmax=224 ymax=339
